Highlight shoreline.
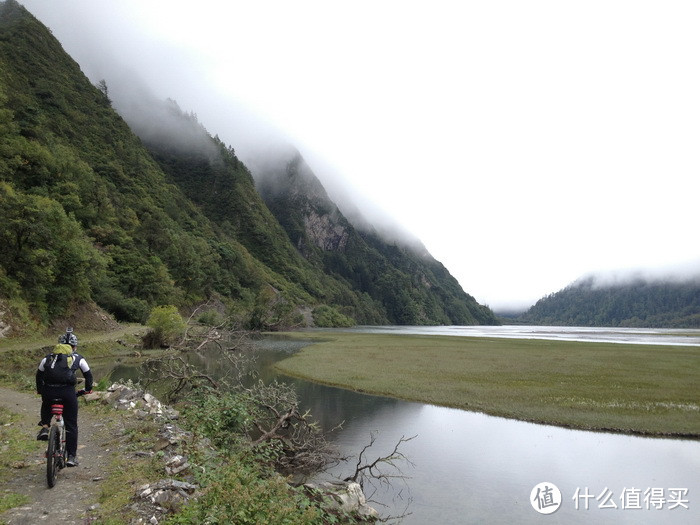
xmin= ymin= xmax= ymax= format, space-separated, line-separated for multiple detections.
xmin=276 ymin=366 xmax=700 ymax=441
xmin=272 ymin=330 xmax=700 ymax=439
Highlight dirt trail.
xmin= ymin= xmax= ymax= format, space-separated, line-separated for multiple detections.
xmin=0 ymin=387 xmax=113 ymax=524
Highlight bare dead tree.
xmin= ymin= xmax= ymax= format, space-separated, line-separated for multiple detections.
xmin=340 ymin=432 xmax=416 ymax=522
xmin=139 ymin=310 xmax=337 ymax=473
xmin=345 ymin=433 xmax=416 ymax=486
xmin=140 ymin=304 xmax=257 ymax=401
xmin=141 ymin=354 xmax=220 ymax=401
xmin=245 ymin=380 xmax=339 ymax=475
xmin=178 ymin=301 xmax=231 ymax=351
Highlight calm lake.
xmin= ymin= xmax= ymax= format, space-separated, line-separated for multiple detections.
xmin=110 ymin=326 xmax=700 ymax=524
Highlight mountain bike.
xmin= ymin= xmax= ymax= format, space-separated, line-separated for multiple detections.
xmin=45 ymin=389 xmax=87 ymax=488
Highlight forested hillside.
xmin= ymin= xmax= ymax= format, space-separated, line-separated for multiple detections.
xmin=0 ymin=1 xmax=495 ymax=333
xmin=136 ymin=101 xmax=386 ymax=326
xmin=253 ymin=152 xmax=496 ymax=325
xmin=518 ymin=275 xmax=700 ymax=328
xmin=0 ymin=0 xmax=306 ymax=331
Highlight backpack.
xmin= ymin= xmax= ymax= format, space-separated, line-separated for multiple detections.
xmin=43 ymin=344 xmax=80 ymax=386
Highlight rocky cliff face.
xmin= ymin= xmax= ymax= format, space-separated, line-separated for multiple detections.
xmin=251 ymin=148 xmax=499 ymax=326
xmin=303 ymin=210 xmax=349 ymax=252
xmin=253 ymin=151 xmax=352 ymax=255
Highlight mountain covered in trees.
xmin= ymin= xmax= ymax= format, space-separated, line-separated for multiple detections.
xmin=517 ymin=274 xmax=700 ymax=328
xmin=0 ymin=1 xmax=496 ymax=334
xmin=252 ymin=152 xmax=495 ymax=326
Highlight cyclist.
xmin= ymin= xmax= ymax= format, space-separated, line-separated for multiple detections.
xmin=36 ymin=328 xmax=93 ymax=467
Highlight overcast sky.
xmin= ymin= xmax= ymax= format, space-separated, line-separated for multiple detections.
xmin=22 ymin=1 xmax=700 ymax=311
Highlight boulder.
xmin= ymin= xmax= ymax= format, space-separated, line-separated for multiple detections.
xmin=304 ymin=481 xmax=379 ymax=520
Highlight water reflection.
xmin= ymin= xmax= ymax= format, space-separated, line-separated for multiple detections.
xmin=104 ymin=332 xmax=699 ymax=524
xmin=292 ymin=378 xmax=699 ymax=524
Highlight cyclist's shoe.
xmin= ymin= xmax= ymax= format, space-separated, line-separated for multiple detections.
xmin=66 ymin=455 xmax=78 ymax=467
xmin=36 ymin=427 xmax=49 ymax=441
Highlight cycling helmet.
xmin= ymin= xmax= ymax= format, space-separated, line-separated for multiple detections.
xmin=58 ymin=327 xmax=78 ymax=346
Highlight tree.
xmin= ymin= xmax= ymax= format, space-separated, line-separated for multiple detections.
xmin=246 ymin=286 xmax=303 ymax=331
xmin=144 ymin=304 xmax=186 ymax=348
xmin=96 ymin=79 xmax=111 ymax=105
xmin=0 ymin=182 xmax=104 ymax=319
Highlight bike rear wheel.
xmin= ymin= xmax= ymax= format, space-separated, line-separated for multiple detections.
xmin=46 ymin=425 xmax=60 ymax=488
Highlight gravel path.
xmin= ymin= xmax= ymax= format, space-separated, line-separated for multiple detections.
xmin=0 ymin=387 xmax=112 ymax=524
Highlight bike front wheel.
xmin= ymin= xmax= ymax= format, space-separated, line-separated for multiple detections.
xmin=46 ymin=425 xmax=60 ymax=488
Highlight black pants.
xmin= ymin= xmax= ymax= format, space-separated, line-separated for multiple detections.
xmin=40 ymin=385 xmax=79 ymax=457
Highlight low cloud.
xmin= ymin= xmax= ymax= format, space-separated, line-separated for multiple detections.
xmin=576 ymin=259 xmax=700 ymax=289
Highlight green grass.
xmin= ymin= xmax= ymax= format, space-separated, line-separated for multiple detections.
xmin=67 ymin=401 xmax=170 ymax=524
xmin=0 ymin=493 xmax=30 ymax=513
xmin=0 ymin=324 xmax=145 ymax=354
xmin=0 ymin=410 xmax=44 ymax=483
xmin=162 ymin=452 xmax=324 ymax=525
xmin=0 ymin=409 xmax=41 ymax=515
xmin=274 ymin=332 xmax=700 ymax=437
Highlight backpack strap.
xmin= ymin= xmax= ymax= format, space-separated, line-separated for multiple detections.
xmin=70 ymin=354 xmax=82 ymax=371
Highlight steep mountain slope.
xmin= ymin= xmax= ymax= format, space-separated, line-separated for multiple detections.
xmin=0 ymin=1 xmax=314 ymax=329
xmin=0 ymin=1 xmax=495 ymax=332
xmin=252 ymin=152 xmax=497 ymax=325
xmin=518 ymin=274 xmax=700 ymax=328
xmin=132 ymin=100 xmax=386 ymax=325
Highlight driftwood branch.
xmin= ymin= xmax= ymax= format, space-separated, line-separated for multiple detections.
xmin=345 ymin=433 xmax=416 ymax=486
xmin=338 ymin=432 xmax=417 ymax=522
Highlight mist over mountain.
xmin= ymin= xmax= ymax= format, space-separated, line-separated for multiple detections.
xmin=251 ymin=150 xmax=496 ymax=325
xmin=517 ymin=266 xmax=700 ymax=328
xmin=0 ymin=1 xmax=496 ymax=333
xmin=243 ymin=141 xmax=427 ymax=253
xmin=134 ymin=96 xmax=495 ymax=326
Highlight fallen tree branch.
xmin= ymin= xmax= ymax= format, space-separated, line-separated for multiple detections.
xmin=345 ymin=433 xmax=416 ymax=484
xmin=244 ymin=381 xmax=337 ymax=474
xmin=251 ymin=405 xmax=299 ymax=446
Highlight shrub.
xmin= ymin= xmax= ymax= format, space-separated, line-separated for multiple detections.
xmin=182 ymin=391 xmax=252 ymax=448
xmin=163 ymin=453 xmax=323 ymax=525
xmin=143 ymin=305 xmax=186 ymax=348
xmin=196 ymin=309 xmax=225 ymax=327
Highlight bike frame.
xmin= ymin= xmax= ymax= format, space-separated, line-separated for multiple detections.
xmin=46 ymin=401 xmax=67 ymax=488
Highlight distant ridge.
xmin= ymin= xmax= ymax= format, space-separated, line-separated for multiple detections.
xmin=517 ymin=272 xmax=700 ymax=328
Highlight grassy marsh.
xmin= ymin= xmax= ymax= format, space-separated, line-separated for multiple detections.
xmin=274 ymin=332 xmax=700 ymax=437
